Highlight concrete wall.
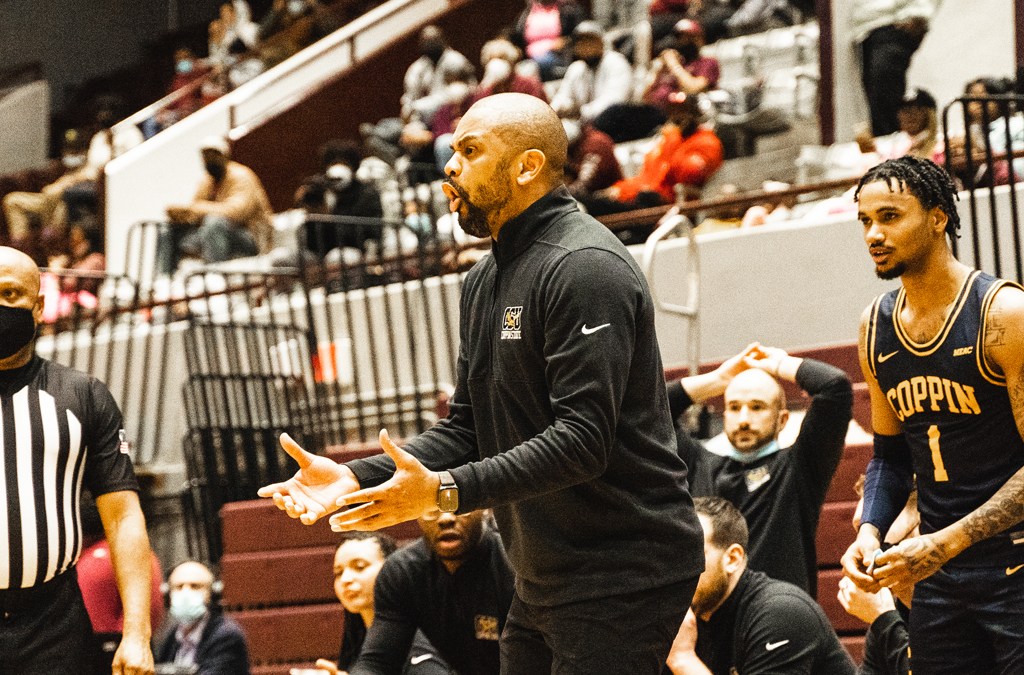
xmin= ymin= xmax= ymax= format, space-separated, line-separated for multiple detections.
xmin=0 ymin=81 xmax=50 ymax=173
xmin=830 ymin=0 xmax=1015 ymax=142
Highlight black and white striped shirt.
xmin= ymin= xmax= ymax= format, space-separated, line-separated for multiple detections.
xmin=1 ymin=356 xmax=138 ymax=589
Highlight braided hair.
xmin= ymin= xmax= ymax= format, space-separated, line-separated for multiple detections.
xmin=854 ymin=156 xmax=961 ymax=238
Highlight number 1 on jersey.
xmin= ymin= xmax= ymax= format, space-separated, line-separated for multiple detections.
xmin=928 ymin=424 xmax=949 ymax=482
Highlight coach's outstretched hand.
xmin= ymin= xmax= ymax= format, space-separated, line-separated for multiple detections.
xmin=329 ymin=429 xmax=440 ymax=532
xmin=257 ymin=433 xmax=360 ymax=525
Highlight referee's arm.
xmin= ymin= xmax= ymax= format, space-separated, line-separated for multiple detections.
xmin=98 ymin=490 xmax=155 ymax=674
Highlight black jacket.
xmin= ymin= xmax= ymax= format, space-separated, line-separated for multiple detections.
xmin=152 ymin=611 xmax=250 ymax=675
xmin=348 ymin=187 xmax=704 ymax=606
xmin=670 ymin=359 xmax=852 ymax=595
xmin=696 ymin=569 xmax=856 ymax=675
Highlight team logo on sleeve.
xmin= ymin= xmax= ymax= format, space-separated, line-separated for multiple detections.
xmin=475 ymin=614 xmax=501 ymax=640
xmin=118 ymin=429 xmax=131 ymax=455
xmin=501 ymin=306 xmax=523 ymax=340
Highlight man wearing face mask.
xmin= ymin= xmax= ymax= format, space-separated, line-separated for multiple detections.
xmin=296 ymin=139 xmax=384 ymax=257
xmin=158 ymin=137 xmax=274 ymax=275
xmin=549 ymin=22 xmax=632 ymax=124
xmin=667 ymin=343 xmax=852 ymax=596
xmin=347 ymin=509 xmax=514 ymax=675
xmin=153 ymin=561 xmax=250 ymax=674
xmin=401 ymin=26 xmax=475 ymax=126
xmin=0 ymin=247 xmax=155 ymax=675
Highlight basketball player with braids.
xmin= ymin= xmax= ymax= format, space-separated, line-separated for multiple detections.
xmin=844 ymin=156 xmax=1024 ymax=673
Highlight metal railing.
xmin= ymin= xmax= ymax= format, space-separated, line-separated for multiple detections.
xmin=943 ymin=94 xmax=1024 ymax=283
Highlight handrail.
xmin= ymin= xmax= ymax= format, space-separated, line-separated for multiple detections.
xmin=598 ymin=176 xmax=860 ymax=231
xmin=114 ymin=75 xmax=212 ymax=132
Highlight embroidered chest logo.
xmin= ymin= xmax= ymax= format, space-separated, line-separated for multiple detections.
xmin=745 ymin=465 xmax=771 ymax=493
xmin=501 ymin=306 xmax=523 ymax=340
xmin=475 ymin=614 xmax=501 ymax=640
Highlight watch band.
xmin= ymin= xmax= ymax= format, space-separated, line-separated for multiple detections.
xmin=437 ymin=470 xmax=459 ymax=513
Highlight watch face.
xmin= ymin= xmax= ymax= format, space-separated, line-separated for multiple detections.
xmin=438 ymin=488 xmax=459 ymax=513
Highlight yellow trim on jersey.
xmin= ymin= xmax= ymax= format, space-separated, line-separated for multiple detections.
xmin=976 ymin=279 xmax=1024 ymax=386
xmin=893 ymin=271 xmax=979 ymax=356
xmin=867 ymin=295 xmax=883 ymax=379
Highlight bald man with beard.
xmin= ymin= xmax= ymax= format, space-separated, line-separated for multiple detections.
xmin=0 ymin=247 xmax=154 ymax=675
xmin=259 ymin=94 xmax=704 ymax=674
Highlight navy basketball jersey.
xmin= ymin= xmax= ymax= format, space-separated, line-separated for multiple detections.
xmin=867 ymin=270 xmax=1024 ymax=566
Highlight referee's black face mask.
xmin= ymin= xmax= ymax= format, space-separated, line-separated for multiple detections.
xmin=0 ymin=305 xmax=36 ymax=359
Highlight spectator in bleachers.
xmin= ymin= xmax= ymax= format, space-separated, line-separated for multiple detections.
xmin=296 ymin=139 xmax=385 ymax=256
xmin=856 ymin=87 xmax=939 ymax=163
xmin=153 ymin=561 xmax=250 ymax=674
xmin=852 ymin=1 xmax=936 ymax=137
xmin=665 ymin=497 xmax=856 ymax=675
xmin=3 ymin=101 xmax=142 ymax=249
xmin=594 ymin=18 xmax=720 ymax=142
xmin=339 ymin=510 xmax=513 ymax=675
xmin=41 ymin=221 xmax=106 ymax=324
xmin=401 ymin=26 xmax=475 ymax=127
xmin=142 ymin=47 xmax=212 ymax=139
xmin=510 ymin=0 xmax=586 ymax=81
xmin=317 ymin=532 xmax=450 ymax=675
xmin=668 ymin=342 xmax=852 ymax=595
xmin=157 ymin=137 xmax=273 ymax=275
xmin=579 ymin=92 xmax=722 ymax=228
xmin=725 ymin=0 xmax=803 ymax=37
xmin=648 ymin=0 xmax=693 ymax=51
xmin=258 ymin=0 xmax=314 ymax=40
xmin=562 ymin=120 xmax=623 ymax=197
xmin=591 ymin=0 xmax=648 ymax=30
xmin=971 ymin=76 xmax=1024 ymax=185
xmin=739 ymin=180 xmax=795 ymax=228
xmin=471 ymin=40 xmax=547 ymax=104
xmin=550 ymin=22 xmax=633 ymax=125
xmin=220 ymin=1 xmax=259 ymax=50
xmin=426 ymin=71 xmax=477 ymax=173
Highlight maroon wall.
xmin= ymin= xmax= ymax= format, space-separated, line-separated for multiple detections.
xmin=233 ymin=0 xmax=526 ymax=211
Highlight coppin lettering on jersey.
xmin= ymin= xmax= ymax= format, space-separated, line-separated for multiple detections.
xmin=885 ymin=376 xmax=981 ymax=421
xmin=501 ymin=306 xmax=522 ymax=340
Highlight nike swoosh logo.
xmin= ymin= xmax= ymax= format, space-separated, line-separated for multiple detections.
xmin=410 ymin=654 xmax=434 ymax=664
xmin=1007 ymin=564 xmax=1024 ymax=576
xmin=877 ymin=350 xmax=899 ymax=363
xmin=581 ymin=323 xmax=611 ymax=335
xmin=765 ymin=640 xmax=790 ymax=651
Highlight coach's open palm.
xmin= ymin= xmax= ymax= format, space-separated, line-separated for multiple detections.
xmin=257 ymin=433 xmax=360 ymax=524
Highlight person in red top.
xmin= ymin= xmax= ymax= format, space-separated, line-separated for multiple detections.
xmin=563 ymin=120 xmax=623 ymax=198
xmin=581 ymin=93 xmax=723 ymax=241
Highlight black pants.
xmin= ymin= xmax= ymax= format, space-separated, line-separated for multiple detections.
xmin=0 ymin=569 xmax=97 ymax=675
xmin=861 ymin=25 xmax=924 ymax=137
xmin=500 ymin=575 xmax=698 ymax=675
xmin=593 ymin=104 xmax=666 ymax=144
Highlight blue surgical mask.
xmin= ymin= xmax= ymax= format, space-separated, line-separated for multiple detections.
xmin=726 ymin=439 xmax=780 ymax=464
xmin=288 ymin=0 xmax=306 ymax=15
xmin=176 ymin=59 xmax=194 ymax=74
xmin=169 ymin=588 xmax=208 ymax=624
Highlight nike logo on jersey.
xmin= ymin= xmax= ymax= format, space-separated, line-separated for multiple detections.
xmin=878 ymin=350 xmax=899 ymax=363
xmin=410 ymin=654 xmax=434 ymax=665
xmin=765 ymin=639 xmax=790 ymax=651
xmin=581 ymin=323 xmax=610 ymax=335
xmin=1006 ymin=564 xmax=1024 ymax=576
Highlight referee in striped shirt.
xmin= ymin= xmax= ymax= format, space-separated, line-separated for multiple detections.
xmin=0 ymin=247 xmax=154 ymax=675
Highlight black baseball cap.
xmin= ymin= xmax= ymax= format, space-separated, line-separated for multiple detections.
xmin=899 ymin=88 xmax=936 ymax=110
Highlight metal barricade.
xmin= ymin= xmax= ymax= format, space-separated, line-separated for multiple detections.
xmin=942 ymin=94 xmax=1024 ymax=283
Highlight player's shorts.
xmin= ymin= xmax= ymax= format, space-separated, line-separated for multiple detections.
xmin=910 ymin=564 xmax=1024 ymax=674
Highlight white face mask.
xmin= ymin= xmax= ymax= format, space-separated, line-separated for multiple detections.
xmin=326 ymin=163 xmax=353 ymax=188
xmin=169 ymin=588 xmax=209 ymax=624
xmin=288 ymin=0 xmax=306 ymax=15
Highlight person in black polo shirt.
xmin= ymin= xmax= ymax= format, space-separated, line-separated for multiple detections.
xmin=668 ymin=342 xmax=852 ymax=595
xmin=0 ymin=247 xmax=154 ymax=675
xmin=666 ymin=496 xmax=855 ymax=675
xmin=348 ymin=509 xmax=512 ymax=675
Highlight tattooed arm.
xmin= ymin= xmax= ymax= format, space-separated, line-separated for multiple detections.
xmin=873 ymin=285 xmax=1024 ymax=589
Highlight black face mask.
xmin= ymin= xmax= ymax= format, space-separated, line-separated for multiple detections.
xmin=677 ymin=43 xmax=700 ymax=62
xmin=205 ymin=161 xmax=226 ymax=180
xmin=421 ymin=41 xmax=445 ymax=63
xmin=581 ymin=55 xmax=602 ymax=69
xmin=0 ymin=306 xmax=36 ymax=360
